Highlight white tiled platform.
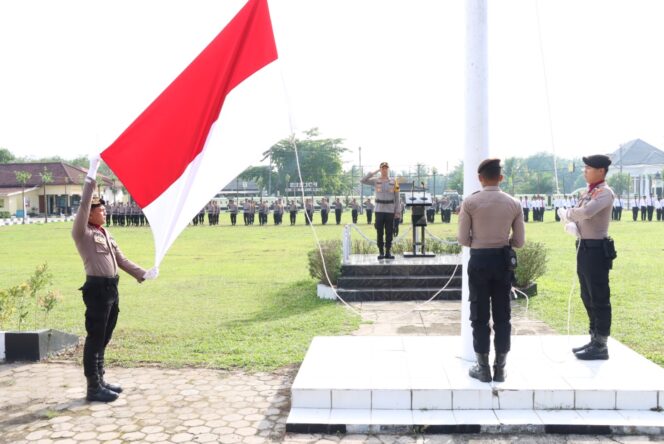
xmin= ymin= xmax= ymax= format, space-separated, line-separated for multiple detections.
xmin=287 ymin=336 xmax=664 ymax=434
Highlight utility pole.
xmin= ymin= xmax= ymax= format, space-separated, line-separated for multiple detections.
xmin=359 ymin=146 xmax=363 ymax=214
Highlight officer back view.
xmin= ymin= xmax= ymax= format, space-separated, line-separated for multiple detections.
xmin=457 ymin=158 xmax=525 ymax=382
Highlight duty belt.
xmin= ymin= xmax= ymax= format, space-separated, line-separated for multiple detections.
xmin=470 ymin=248 xmax=505 ymax=256
xmin=576 ymin=239 xmax=605 ymax=248
xmin=85 ymin=275 xmax=119 ymax=285
xmin=376 ymin=199 xmax=394 ymax=204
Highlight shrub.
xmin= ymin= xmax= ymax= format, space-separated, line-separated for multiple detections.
xmin=0 ymin=262 xmax=57 ymax=331
xmin=307 ymin=240 xmax=342 ymax=286
xmin=352 ymin=239 xmax=377 ymax=255
xmin=514 ymin=241 xmax=548 ymax=288
xmin=0 ymin=211 xmax=11 ymax=218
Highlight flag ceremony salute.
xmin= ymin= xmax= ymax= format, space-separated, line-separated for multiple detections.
xmin=101 ymin=0 xmax=290 ymax=267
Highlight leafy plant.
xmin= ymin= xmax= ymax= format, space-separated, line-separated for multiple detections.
xmin=307 ymin=240 xmax=342 ymax=286
xmin=11 ymin=283 xmax=31 ymax=331
xmin=1 ymin=262 xmax=57 ymax=331
xmin=514 ymin=241 xmax=548 ymax=288
xmin=0 ymin=288 xmax=16 ymax=329
xmin=38 ymin=289 xmax=62 ymax=324
xmin=28 ymin=262 xmax=53 ymax=328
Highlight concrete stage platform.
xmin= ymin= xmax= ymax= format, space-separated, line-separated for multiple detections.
xmin=287 ymin=336 xmax=664 ymax=434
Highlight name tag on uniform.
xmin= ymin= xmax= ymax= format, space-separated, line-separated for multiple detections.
xmin=94 ymin=234 xmax=106 ymax=245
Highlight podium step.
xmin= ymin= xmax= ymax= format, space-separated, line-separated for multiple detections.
xmin=337 ymin=254 xmax=462 ymax=302
xmin=287 ymin=336 xmax=664 ymax=434
xmin=336 ymin=288 xmax=461 ymax=301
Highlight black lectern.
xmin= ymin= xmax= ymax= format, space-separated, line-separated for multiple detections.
xmin=404 ymin=192 xmax=435 ymax=258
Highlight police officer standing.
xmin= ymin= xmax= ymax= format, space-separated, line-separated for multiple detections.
xmin=457 ymin=158 xmax=525 ymax=382
xmin=361 ymin=162 xmax=401 ymax=260
xmin=72 ymin=156 xmax=158 ymax=402
xmin=558 ymin=154 xmax=615 ymax=360
xmin=364 ymin=198 xmax=374 ymax=224
xmin=333 ymin=198 xmax=344 ymax=225
xmin=228 ymin=199 xmax=238 ymax=225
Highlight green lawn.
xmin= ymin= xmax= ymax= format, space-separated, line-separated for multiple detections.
xmin=1 ymin=211 xmax=662 ymax=369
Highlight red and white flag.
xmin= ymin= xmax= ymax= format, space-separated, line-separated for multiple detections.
xmin=101 ymin=0 xmax=290 ymax=267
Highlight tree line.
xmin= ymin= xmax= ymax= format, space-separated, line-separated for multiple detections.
xmin=1 ymin=140 xmax=643 ymax=198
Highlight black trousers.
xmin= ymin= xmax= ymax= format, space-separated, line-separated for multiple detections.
xmin=523 ymin=208 xmax=529 ymax=222
xmin=335 ymin=209 xmax=342 ymax=224
xmin=290 ymin=211 xmax=297 ymax=225
xmin=366 ymin=209 xmax=373 ymax=224
xmin=468 ymin=250 xmax=512 ymax=354
xmin=641 ymin=206 xmax=647 ymax=220
xmin=374 ymin=212 xmax=394 ymax=251
xmin=81 ymin=276 xmax=120 ymax=378
xmin=230 ymin=213 xmax=237 ymax=225
xmin=321 ymin=210 xmax=328 ymax=225
xmin=351 ymin=209 xmax=358 ymax=224
xmin=632 ymin=207 xmax=638 ymax=221
xmin=576 ymin=242 xmax=612 ymax=337
xmin=647 ymin=205 xmax=654 ymax=221
xmin=305 ymin=210 xmax=313 ymax=225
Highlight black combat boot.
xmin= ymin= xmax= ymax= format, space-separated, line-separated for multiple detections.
xmin=384 ymin=247 xmax=395 ymax=260
xmin=493 ymin=353 xmax=507 ymax=382
xmin=575 ymin=335 xmax=609 ymax=360
xmin=86 ymin=376 xmax=119 ymax=402
xmin=377 ymin=247 xmax=385 ymax=260
xmin=468 ymin=353 xmax=492 ymax=382
xmin=572 ymin=330 xmax=594 ymax=354
xmin=98 ymin=356 xmax=123 ymax=394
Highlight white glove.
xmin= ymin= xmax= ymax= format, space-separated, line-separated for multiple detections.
xmin=87 ymin=154 xmax=101 ymax=180
xmin=557 ymin=207 xmax=568 ymax=223
xmin=143 ymin=266 xmax=159 ymax=280
xmin=564 ymin=222 xmax=579 ymax=237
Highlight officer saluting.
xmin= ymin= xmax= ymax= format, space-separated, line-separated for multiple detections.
xmin=558 ymin=154 xmax=616 ymax=360
xmin=72 ymin=156 xmax=158 ymax=402
xmin=457 ymin=158 xmax=525 ymax=382
xmin=361 ymin=162 xmax=401 ymax=260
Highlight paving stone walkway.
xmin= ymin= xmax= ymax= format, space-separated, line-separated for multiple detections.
xmin=1 ymin=300 xmax=662 ymax=443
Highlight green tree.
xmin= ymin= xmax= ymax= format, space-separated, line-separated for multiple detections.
xmin=14 ymin=170 xmax=32 ymax=224
xmin=39 ymin=167 xmax=54 ymax=223
xmin=0 ymin=147 xmax=15 ymax=163
xmin=446 ymin=162 xmax=464 ymax=194
xmin=608 ymin=172 xmax=630 ymax=197
xmin=240 ymin=165 xmax=272 ymax=198
xmin=262 ymin=128 xmax=347 ymax=196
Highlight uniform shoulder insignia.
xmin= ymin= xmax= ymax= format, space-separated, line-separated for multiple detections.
xmin=472 ymin=190 xmax=480 ymax=195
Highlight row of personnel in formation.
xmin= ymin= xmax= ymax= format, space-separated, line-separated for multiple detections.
xmin=188 ymin=196 xmax=458 ymax=226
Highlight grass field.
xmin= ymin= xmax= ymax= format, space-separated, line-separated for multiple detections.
xmin=1 ymin=211 xmax=663 ymax=369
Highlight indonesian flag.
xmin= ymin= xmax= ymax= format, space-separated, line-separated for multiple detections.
xmin=101 ymin=0 xmax=290 ymax=267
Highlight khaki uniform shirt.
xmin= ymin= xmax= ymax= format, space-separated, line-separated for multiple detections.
xmin=457 ymin=186 xmax=525 ymax=249
xmin=361 ymin=173 xmax=401 ymax=214
xmin=567 ymin=181 xmax=614 ymax=239
xmin=72 ymin=179 xmax=145 ymax=281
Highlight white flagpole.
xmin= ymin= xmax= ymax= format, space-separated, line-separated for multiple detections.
xmin=461 ymin=0 xmax=488 ymax=361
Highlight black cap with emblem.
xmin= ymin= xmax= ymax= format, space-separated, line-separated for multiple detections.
xmin=582 ymin=154 xmax=612 ymax=170
xmin=90 ymin=195 xmax=106 ymax=209
xmin=477 ymin=158 xmax=501 ymax=175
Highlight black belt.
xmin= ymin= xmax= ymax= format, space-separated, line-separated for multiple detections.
xmin=376 ymin=199 xmax=394 ymax=204
xmin=470 ymin=248 xmax=505 ymax=256
xmin=86 ymin=275 xmax=119 ymax=285
xmin=576 ymin=239 xmax=605 ymax=248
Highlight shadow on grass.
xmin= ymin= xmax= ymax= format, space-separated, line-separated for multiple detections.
xmin=223 ymin=279 xmax=343 ymax=327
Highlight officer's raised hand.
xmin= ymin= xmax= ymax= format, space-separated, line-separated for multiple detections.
xmin=87 ymin=154 xmax=101 ymax=180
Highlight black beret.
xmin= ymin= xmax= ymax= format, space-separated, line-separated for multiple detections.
xmin=477 ymin=158 xmax=501 ymax=174
xmin=582 ymin=154 xmax=612 ymax=169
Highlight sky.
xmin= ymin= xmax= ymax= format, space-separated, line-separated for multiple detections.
xmin=1 ymin=0 xmax=663 ymax=176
